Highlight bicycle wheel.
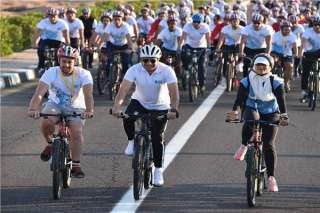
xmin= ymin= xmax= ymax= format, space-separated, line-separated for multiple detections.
xmin=144 ymin=141 xmax=153 ymax=189
xmin=133 ymin=134 xmax=146 ymax=200
xmin=96 ymin=65 xmax=108 ymax=95
xmin=308 ymin=75 xmax=314 ymax=108
xmin=245 ymin=147 xmax=258 ymax=207
xmin=257 ymin=153 xmax=266 ymax=196
xmin=226 ymin=64 xmax=233 ymax=92
xmin=311 ymin=74 xmax=319 ymax=111
xmin=214 ymin=59 xmax=223 ymax=87
xmin=108 ymin=64 xmax=121 ymax=101
xmin=52 ymin=139 xmax=63 ymax=200
xmin=188 ymin=67 xmax=198 ymax=102
xmin=62 ymin=142 xmax=72 ymax=189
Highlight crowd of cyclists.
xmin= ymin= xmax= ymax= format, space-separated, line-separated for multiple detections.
xmin=28 ymin=0 xmax=320 ymax=193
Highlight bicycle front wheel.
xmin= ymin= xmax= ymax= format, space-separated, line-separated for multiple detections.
xmin=108 ymin=64 xmax=121 ymax=101
xmin=188 ymin=67 xmax=198 ymax=102
xmin=96 ymin=65 xmax=108 ymax=95
xmin=245 ymin=147 xmax=258 ymax=207
xmin=311 ymin=74 xmax=319 ymax=111
xmin=226 ymin=64 xmax=233 ymax=92
xmin=62 ymin=142 xmax=72 ymax=189
xmin=133 ymin=134 xmax=146 ymax=200
xmin=52 ymin=139 xmax=63 ymax=200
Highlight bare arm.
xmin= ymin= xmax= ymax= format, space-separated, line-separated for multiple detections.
xmin=27 ymin=81 xmax=48 ymax=118
xmin=79 ymin=28 xmax=85 ymax=48
xmin=168 ymin=82 xmax=179 ymax=110
xmin=126 ymin=34 xmax=133 ymax=49
xmin=298 ymin=37 xmax=307 ymax=58
xmin=216 ymin=32 xmax=225 ymax=51
xmin=32 ymin=29 xmax=41 ymax=48
xmin=205 ymin=32 xmax=211 ymax=47
xmin=179 ymin=31 xmax=187 ymax=49
xmin=240 ymin=35 xmax=248 ymax=56
xmin=112 ymin=80 xmax=133 ymax=114
xmin=82 ymin=83 xmax=94 ymax=118
xmin=265 ymin=35 xmax=272 ymax=54
xmin=63 ymin=29 xmax=70 ymax=45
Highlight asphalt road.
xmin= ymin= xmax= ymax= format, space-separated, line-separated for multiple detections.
xmin=1 ymin=71 xmax=320 ymax=213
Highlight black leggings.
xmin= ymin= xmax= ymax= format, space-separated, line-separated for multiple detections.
xmin=241 ymin=108 xmax=279 ymax=177
xmin=301 ymin=50 xmax=320 ymax=90
xmin=123 ymin=99 xmax=168 ymax=168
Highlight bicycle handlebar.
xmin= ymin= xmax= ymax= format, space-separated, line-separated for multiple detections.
xmin=109 ymin=109 xmax=167 ymax=120
xmin=39 ymin=112 xmax=92 ymax=119
xmin=225 ymin=119 xmax=279 ymax=126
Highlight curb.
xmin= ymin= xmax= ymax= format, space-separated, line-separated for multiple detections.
xmin=0 ymin=68 xmax=36 ymax=89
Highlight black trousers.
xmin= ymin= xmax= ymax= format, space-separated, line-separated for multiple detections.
xmin=123 ymin=99 xmax=168 ymax=168
xmin=242 ymin=107 xmax=279 ymax=177
xmin=301 ymin=50 xmax=320 ymax=90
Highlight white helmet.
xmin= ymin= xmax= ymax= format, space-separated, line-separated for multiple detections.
xmin=140 ymin=44 xmax=162 ymax=59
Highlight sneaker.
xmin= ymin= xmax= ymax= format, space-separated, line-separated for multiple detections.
xmin=268 ymin=176 xmax=279 ymax=192
xmin=40 ymin=145 xmax=52 ymax=161
xmin=300 ymin=90 xmax=308 ymax=103
xmin=71 ymin=166 xmax=85 ymax=178
xmin=124 ymin=140 xmax=134 ymax=156
xmin=153 ymin=167 xmax=164 ymax=187
xmin=233 ymin=144 xmax=247 ymax=161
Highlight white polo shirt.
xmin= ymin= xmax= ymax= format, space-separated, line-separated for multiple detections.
xmin=124 ymin=62 xmax=177 ymax=110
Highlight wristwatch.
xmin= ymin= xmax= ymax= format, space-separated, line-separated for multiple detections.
xmin=169 ymin=108 xmax=179 ymax=118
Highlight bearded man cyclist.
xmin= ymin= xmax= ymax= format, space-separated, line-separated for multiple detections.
xmin=28 ymin=45 xmax=94 ymax=178
xmin=111 ymin=44 xmax=179 ymax=186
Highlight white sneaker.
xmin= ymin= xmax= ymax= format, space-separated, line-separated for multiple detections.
xmin=124 ymin=140 xmax=134 ymax=156
xmin=153 ymin=167 xmax=164 ymax=186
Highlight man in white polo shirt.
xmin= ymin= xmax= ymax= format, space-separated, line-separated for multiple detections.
xmin=111 ymin=44 xmax=179 ymax=186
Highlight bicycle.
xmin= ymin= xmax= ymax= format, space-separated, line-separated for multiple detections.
xmin=39 ymin=112 xmax=82 ymax=200
xmin=110 ymin=109 xmax=167 ymax=200
xmin=38 ymin=47 xmax=59 ymax=78
xmin=185 ymin=48 xmax=203 ymax=102
xmin=221 ymin=48 xmax=238 ymax=92
xmin=307 ymin=58 xmax=320 ymax=111
xmin=226 ymin=119 xmax=279 ymax=207
xmin=271 ymin=54 xmax=284 ymax=78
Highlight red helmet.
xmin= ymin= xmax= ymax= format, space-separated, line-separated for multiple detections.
xmin=57 ymin=45 xmax=78 ymax=59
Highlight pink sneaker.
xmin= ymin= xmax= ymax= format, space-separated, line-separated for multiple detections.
xmin=233 ymin=144 xmax=247 ymax=161
xmin=268 ymin=176 xmax=279 ymax=192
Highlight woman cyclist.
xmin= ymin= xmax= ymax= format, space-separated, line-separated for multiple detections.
xmin=226 ymin=53 xmax=289 ymax=192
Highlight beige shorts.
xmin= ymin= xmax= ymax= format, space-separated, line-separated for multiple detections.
xmin=41 ymin=102 xmax=85 ymax=126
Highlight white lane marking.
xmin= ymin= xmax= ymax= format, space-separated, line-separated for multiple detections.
xmin=110 ymin=82 xmax=226 ymax=213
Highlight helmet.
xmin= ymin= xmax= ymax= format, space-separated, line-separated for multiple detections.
xmin=47 ymin=8 xmax=59 ymax=16
xmin=167 ymin=16 xmax=178 ymax=23
xmin=252 ymin=53 xmax=274 ymax=69
xmin=230 ymin=12 xmax=240 ymax=20
xmin=180 ymin=8 xmax=190 ymax=18
xmin=140 ymin=44 xmax=162 ymax=59
xmin=261 ymin=8 xmax=271 ymax=17
xmin=192 ymin=13 xmax=203 ymax=22
xmin=252 ymin=13 xmax=263 ymax=22
xmin=66 ymin=7 xmax=77 ymax=14
xmin=59 ymin=8 xmax=65 ymax=15
xmin=101 ymin=11 xmax=112 ymax=21
xmin=232 ymin=4 xmax=240 ymax=11
xmin=281 ymin=21 xmax=292 ymax=30
xmin=57 ymin=45 xmax=79 ymax=59
xmin=113 ymin=10 xmax=124 ymax=18
xmin=289 ymin=14 xmax=298 ymax=23
xmin=82 ymin=7 xmax=91 ymax=14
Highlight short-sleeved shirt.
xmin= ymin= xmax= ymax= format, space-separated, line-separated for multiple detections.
xmin=124 ymin=63 xmax=177 ymax=110
xmin=158 ymin=27 xmax=183 ymax=51
xmin=272 ymin=32 xmax=297 ymax=56
xmin=66 ymin=18 xmax=84 ymax=38
xmin=106 ymin=22 xmax=131 ymax=46
xmin=183 ymin=22 xmax=210 ymax=48
xmin=221 ymin=25 xmax=244 ymax=46
xmin=125 ymin=16 xmax=137 ymax=37
xmin=37 ymin=18 xmax=68 ymax=42
xmin=302 ymin=28 xmax=320 ymax=52
xmin=136 ymin=16 xmax=155 ymax=34
xmin=241 ymin=24 xmax=273 ymax=49
xmin=95 ymin=22 xmax=108 ymax=37
xmin=40 ymin=66 xmax=93 ymax=109
xmin=240 ymin=75 xmax=283 ymax=114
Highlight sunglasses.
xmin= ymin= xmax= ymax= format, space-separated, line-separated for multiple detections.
xmin=142 ymin=58 xmax=157 ymax=64
xmin=253 ymin=21 xmax=261 ymax=25
xmin=193 ymin=21 xmax=201 ymax=24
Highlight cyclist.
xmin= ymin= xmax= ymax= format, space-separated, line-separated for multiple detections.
xmin=147 ymin=9 xmax=168 ymax=43
xmin=27 ymin=45 xmax=94 ymax=178
xmin=123 ymin=8 xmax=139 ymax=42
xmin=157 ymin=17 xmax=183 ymax=78
xmin=271 ymin=21 xmax=297 ymax=92
xmin=216 ymin=12 xmax=244 ymax=77
xmin=65 ymin=8 xmax=85 ymax=49
xmin=180 ymin=13 xmax=211 ymax=92
xmin=226 ymin=53 xmax=289 ymax=192
xmin=32 ymin=8 xmax=69 ymax=71
xmin=79 ymin=8 xmax=97 ymax=68
xmin=137 ymin=7 xmax=155 ymax=46
xmin=111 ymin=44 xmax=179 ymax=186
xmin=102 ymin=10 xmax=133 ymax=74
xmin=298 ymin=16 xmax=320 ymax=102
xmin=240 ymin=13 xmax=273 ymax=77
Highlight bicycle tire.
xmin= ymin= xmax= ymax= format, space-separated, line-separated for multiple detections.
xmin=214 ymin=60 xmax=223 ymax=87
xmin=311 ymin=74 xmax=318 ymax=111
xmin=245 ymin=147 xmax=258 ymax=207
xmin=143 ymin=141 xmax=153 ymax=189
xmin=226 ymin=64 xmax=233 ymax=92
xmin=308 ymin=75 xmax=314 ymax=108
xmin=133 ymin=134 xmax=146 ymax=200
xmin=188 ymin=67 xmax=198 ymax=102
xmin=62 ymin=142 xmax=72 ymax=189
xmin=52 ymin=139 xmax=63 ymax=200
xmin=96 ymin=65 xmax=108 ymax=95
xmin=257 ymin=154 xmax=266 ymax=196
xmin=108 ymin=64 xmax=121 ymax=101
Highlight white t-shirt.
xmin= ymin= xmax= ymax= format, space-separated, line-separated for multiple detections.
xmin=183 ymin=23 xmax=210 ymax=48
xmin=136 ymin=16 xmax=154 ymax=34
xmin=106 ymin=22 xmax=131 ymax=46
xmin=124 ymin=63 xmax=177 ymax=110
xmin=241 ymin=24 xmax=273 ymax=49
xmin=302 ymin=28 xmax=320 ymax=52
xmin=40 ymin=66 xmax=93 ymax=109
xmin=37 ymin=18 xmax=68 ymax=42
xmin=272 ymin=32 xmax=297 ymax=56
xmin=95 ymin=22 xmax=108 ymax=37
xmin=292 ymin=24 xmax=305 ymax=47
xmin=159 ymin=27 xmax=183 ymax=51
xmin=125 ymin=16 xmax=137 ymax=37
xmin=221 ymin=25 xmax=244 ymax=46
xmin=66 ymin=18 xmax=84 ymax=38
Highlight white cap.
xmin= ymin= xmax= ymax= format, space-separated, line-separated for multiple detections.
xmin=254 ymin=57 xmax=270 ymax=66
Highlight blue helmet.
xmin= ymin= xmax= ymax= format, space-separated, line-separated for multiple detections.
xmin=192 ymin=13 xmax=203 ymax=22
